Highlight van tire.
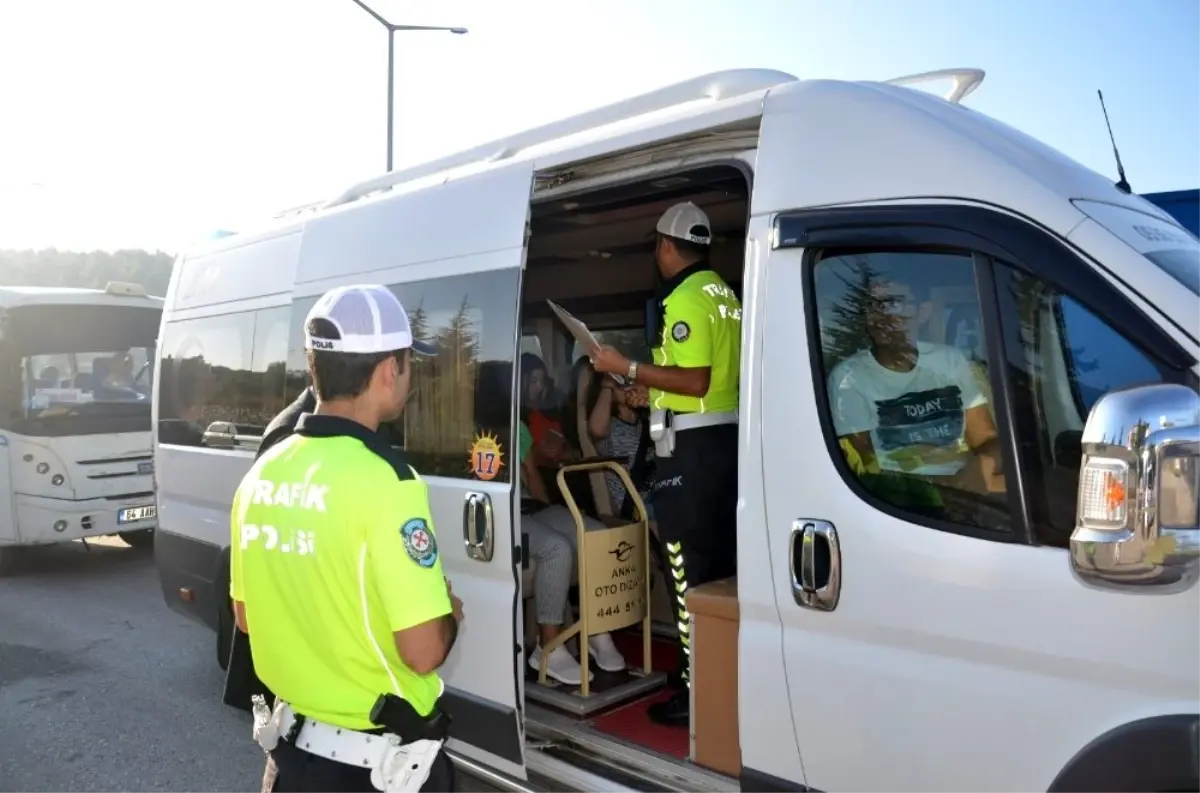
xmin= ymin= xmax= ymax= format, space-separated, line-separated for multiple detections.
xmin=119 ymin=529 xmax=155 ymax=549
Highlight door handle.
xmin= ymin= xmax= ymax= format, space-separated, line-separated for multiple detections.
xmin=462 ymin=492 xmax=494 ymax=562
xmin=788 ymin=519 xmax=841 ymax=612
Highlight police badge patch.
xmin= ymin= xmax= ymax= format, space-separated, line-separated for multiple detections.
xmin=671 ymin=321 xmax=690 ymax=342
xmin=401 ymin=518 xmax=438 ymax=568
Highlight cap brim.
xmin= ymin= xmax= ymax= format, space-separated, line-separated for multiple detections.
xmin=411 ymin=340 xmax=438 ymax=357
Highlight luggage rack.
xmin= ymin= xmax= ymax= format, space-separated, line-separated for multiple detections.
xmin=295 ymin=66 xmax=986 ymax=217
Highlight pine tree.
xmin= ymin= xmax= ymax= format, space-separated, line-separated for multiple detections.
xmin=821 ymin=254 xmax=883 ymax=370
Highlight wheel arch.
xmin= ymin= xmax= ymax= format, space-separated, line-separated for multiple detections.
xmin=1048 ymin=714 xmax=1199 ymax=792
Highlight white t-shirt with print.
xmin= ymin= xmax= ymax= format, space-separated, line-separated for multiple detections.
xmin=827 ymin=342 xmax=988 ymax=477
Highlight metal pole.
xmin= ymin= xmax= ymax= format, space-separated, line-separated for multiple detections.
xmin=386 ymin=28 xmax=395 ymax=173
xmin=347 ymin=0 xmax=466 ymax=172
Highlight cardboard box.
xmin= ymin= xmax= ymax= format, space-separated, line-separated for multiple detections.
xmin=687 ymin=577 xmax=740 ymax=777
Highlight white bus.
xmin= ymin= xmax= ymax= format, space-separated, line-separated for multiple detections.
xmin=155 ymin=68 xmax=1198 ymax=792
xmin=0 ymin=282 xmax=163 ymax=572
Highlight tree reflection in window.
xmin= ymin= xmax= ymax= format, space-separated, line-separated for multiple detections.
xmin=284 ymin=270 xmax=520 ymax=481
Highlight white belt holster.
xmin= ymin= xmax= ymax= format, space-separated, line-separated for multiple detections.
xmin=251 ymin=695 xmax=443 ymax=792
xmin=649 ymin=409 xmax=675 ymax=458
xmin=649 ymin=409 xmax=738 ymax=458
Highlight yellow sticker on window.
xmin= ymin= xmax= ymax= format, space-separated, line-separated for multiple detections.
xmin=468 ymin=432 xmax=505 ymax=481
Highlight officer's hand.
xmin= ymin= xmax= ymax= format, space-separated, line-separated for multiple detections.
xmin=589 ymin=344 xmax=629 ymax=375
xmin=446 ymin=578 xmax=465 ymax=622
xmin=451 ymin=594 xmax=465 ymax=623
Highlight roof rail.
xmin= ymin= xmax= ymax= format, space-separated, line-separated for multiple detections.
xmin=274 ymin=200 xmax=325 ymax=220
xmin=884 ymin=68 xmax=985 ymax=105
xmin=323 ymin=68 xmax=799 ymax=210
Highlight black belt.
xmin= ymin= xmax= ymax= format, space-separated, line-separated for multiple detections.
xmin=279 ymin=693 xmax=452 ymax=746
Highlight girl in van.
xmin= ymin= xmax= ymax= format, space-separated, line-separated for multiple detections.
xmin=572 ymin=357 xmax=655 ymax=521
xmin=520 ymin=353 xmax=569 ymax=467
xmin=519 ymin=357 xmax=627 ymax=686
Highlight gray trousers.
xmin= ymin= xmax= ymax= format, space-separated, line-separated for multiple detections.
xmin=524 ymin=505 xmax=604 ymax=626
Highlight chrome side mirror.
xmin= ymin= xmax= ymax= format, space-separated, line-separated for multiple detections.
xmin=1070 ymin=382 xmax=1200 ymax=594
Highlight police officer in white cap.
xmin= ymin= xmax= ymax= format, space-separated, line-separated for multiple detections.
xmin=230 ymin=284 xmax=463 ymax=791
xmin=590 ymin=202 xmax=742 ymax=727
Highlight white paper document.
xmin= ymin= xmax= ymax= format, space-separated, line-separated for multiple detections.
xmin=546 ymin=300 xmax=599 ymax=351
xmin=546 ymin=300 xmax=628 ymax=385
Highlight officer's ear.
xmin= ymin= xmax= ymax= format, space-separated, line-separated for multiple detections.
xmin=371 ymin=354 xmax=397 ymax=392
xmin=383 ymin=349 xmax=409 ymax=387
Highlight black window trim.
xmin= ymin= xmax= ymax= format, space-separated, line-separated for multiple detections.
xmin=785 ymin=203 xmax=1196 ymax=547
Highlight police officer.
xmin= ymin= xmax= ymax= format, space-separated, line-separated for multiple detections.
xmin=590 ymin=201 xmax=741 ymax=727
xmin=230 ymin=284 xmax=463 ymax=792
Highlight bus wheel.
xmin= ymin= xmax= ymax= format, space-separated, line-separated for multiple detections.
xmin=119 ymin=530 xmax=155 ymax=550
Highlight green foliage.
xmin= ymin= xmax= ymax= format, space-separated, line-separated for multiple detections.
xmin=0 ymin=248 xmax=174 ymax=296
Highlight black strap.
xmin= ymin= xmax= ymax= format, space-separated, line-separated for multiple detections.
xmin=622 ymin=414 xmax=654 ymax=520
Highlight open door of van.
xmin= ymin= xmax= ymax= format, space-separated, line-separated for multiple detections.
xmin=295 ymin=161 xmax=535 ymax=780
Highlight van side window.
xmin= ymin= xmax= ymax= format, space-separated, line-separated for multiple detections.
xmin=993 ymin=266 xmax=1176 ymax=547
xmin=286 ymin=270 xmax=520 ymax=481
xmin=813 ymin=250 xmax=1012 ymax=534
xmin=157 ymin=306 xmax=289 ymax=448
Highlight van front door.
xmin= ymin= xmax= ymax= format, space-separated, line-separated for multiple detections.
xmin=294 ymin=162 xmax=534 ymax=779
xmin=758 ymin=202 xmax=1198 ymax=791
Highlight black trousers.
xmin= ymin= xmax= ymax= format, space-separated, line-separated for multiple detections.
xmin=263 ymin=739 xmax=456 ymax=792
xmin=650 ymin=423 xmax=738 ymax=687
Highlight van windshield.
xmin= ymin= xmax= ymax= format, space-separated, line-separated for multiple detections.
xmin=1143 ymin=248 xmax=1200 ymax=297
xmin=1074 ymin=199 xmax=1200 ymax=297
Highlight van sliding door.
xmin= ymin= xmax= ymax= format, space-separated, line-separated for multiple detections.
xmin=293 ymin=161 xmax=535 ymax=779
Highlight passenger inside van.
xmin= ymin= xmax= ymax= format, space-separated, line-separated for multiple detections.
xmin=518 ymin=357 xmax=628 ymax=686
xmin=571 ymin=356 xmax=655 ymax=522
xmin=520 ymin=353 xmax=570 ymax=468
xmin=823 ymin=261 xmax=1005 ymax=518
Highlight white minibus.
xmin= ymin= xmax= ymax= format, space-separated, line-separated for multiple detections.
xmin=154 ymin=68 xmax=1199 ymax=792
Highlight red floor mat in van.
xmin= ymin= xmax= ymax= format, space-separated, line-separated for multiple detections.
xmin=589 ymin=689 xmax=689 ymax=759
xmin=610 ymin=630 xmax=677 ymax=673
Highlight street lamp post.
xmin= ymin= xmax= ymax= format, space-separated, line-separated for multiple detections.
xmin=348 ymin=0 xmax=468 ymax=172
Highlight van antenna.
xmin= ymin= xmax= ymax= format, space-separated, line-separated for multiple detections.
xmin=1097 ymin=89 xmax=1132 ymax=194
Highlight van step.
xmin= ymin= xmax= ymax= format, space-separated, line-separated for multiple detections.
xmin=532 ymin=743 xmax=691 ymax=791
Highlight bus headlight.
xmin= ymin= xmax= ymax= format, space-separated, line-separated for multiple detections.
xmin=36 ymin=462 xmax=49 ymax=474
xmin=51 ymin=474 xmax=64 ymax=486
xmin=53 ymin=520 xmax=67 ymax=533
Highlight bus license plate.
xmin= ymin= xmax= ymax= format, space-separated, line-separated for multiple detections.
xmin=118 ymin=505 xmax=157 ymax=524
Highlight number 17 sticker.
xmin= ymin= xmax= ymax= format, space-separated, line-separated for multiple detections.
xmin=468 ymin=432 xmax=505 ymax=481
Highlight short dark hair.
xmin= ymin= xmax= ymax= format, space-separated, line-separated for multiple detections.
xmin=660 ymin=233 xmax=709 ymax=265
xmin=306 ymin=317 xmax=407 ymax=402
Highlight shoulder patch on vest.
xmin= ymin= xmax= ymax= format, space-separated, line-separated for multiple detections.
xmin=671 ymin=320 xmax=691 ymax=342
xmin=401 ymin=518 xmax=438 ymax=568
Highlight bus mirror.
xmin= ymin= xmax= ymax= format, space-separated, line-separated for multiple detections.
xmin=1069 ymin=383 xmax=1200 ymax=594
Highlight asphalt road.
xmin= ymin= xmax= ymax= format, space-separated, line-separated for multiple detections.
xmin=0 ymin=537 xmax=495 ymax=792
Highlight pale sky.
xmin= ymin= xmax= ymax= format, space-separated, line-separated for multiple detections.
xmin=0 ymin=0 xmax=1196 ymax=254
